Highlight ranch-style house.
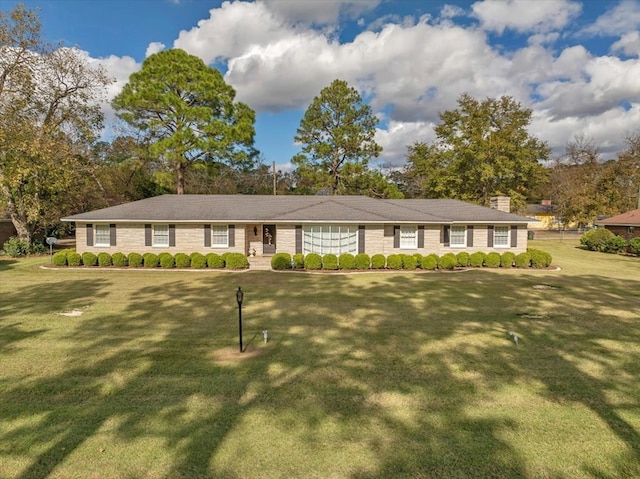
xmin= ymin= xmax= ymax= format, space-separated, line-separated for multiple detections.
xmin=62 ymin=194 xmax=537 ymax=257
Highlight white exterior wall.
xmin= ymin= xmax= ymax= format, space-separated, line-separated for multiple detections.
xmin=275 ymin=224 xmax=296 ymax=254
xmin=74 ymin=222 xmax=528 ymax=256
xmin=362 ymin=224 xmax=527 ymax=256
xmin=75 ymin=222 xmax=245 ymax=255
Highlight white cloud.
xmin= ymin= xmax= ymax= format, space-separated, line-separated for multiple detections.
xmin=440 ymin=4 xmax=466 ymax=19
xmin=174 ymin=1 xmax=295 ymax=64
xmin=87 ymin=0 xmax=638 ymax=163
xmin=611 ymin=31 xmax=640 ymax=57
xmin=375 ymin=121 xmax=435 ymax=166
xmin=581 ymin=0 xmax=640 ymax=37
xmin=86 ymin=53 xmax=140 ymax=129
xmin=535 ymin=55 xmax=640 ymax=118
xmin=472 ymin=0 xmax=582 ymax=34
xmin=260 ymin=0 xmax=381 ymax=25
xmin=145 ymin=42 xmax=165 ymax=58
xmin=531 ymin=104 xmax=640 ymax=158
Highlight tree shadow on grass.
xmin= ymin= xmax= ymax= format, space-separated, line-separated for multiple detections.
xmin=0 ymin=258 xmax=18 ymax=271
xmin=0 ymin=269 xmax=638 ymax=478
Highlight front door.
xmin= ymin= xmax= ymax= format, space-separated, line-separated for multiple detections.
xmin=263 ymin=225 xmax=276 ymax=255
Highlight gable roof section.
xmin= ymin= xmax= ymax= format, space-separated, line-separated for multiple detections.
xmin=62 ymin=195 xmax=534 ymax=224
xmin=595 ymin=209 xmax=640 ymax=226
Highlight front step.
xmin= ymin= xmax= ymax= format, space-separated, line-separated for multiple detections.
xmin=247 ymin=256 xmax=273 ymax=271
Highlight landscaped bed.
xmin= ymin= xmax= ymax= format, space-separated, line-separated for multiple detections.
xmin=0 ymin=240 xmax=638 ymax=478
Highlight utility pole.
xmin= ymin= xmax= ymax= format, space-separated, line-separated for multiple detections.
xmin=273 ymin=161 xmax=277 ymax=196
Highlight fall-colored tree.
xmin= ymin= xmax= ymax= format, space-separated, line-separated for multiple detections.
xmin=0 ymin=4 xmax=112 ymax=243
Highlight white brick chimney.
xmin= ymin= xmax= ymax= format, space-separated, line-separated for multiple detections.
xmin=490 ymin=196 xmax=511 ymax=213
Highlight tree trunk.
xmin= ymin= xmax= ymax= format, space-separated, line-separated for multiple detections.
xmin=0 ymin=179 xmax=32 ymax=243
xmin=176 ymin=162 xmax=185 ymax=194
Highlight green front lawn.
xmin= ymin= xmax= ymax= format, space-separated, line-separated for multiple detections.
xmin=1 ymin=241 xmax=639 ymax=478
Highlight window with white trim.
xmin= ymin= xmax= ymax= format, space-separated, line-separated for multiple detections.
xmin=450 ymin=225 xmax=466 ymax=247
xmin=212 ymin=225 xmax=229 ymax=248
xmin=494 ymin=226 xmax=509 ymax=247
xmin=153 ymin=224 xmax=169 ymax=247
xmin=400 ymin=226 xmax=417 ymax=249
xmin=95 ymin=224 xmax=110 ymax=247
xmin=303 ymin=225 xmax=357 ymax=255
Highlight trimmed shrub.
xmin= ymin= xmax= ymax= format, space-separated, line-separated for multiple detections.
xmin=386 ymin=254 xmax=403 ymax=270
xmin=190 ymin=253 xmax=207 ymax=269
xmin=1 ymin=237 xmax=30 ymax=257
xmin=605 ymin=235 xmax=626 ymax=254
xmin=456 ymin=252 xmax=470 ymax=267
xmin=469 ymin=252 xmax=486 ymax=267
xmin=175 ymin=253 xmax=191 ymax=268
xmin=221 ymin=252 xmax=232 ymax=264
xmin=206 ymin=252 xmax=225 ymax=268
xmin=485 ymin=252 xmax=501 ymax=268
xmin=67 ymin=252 xmax=82 ymax=267
xmin=225 ymin=253 xmax=249 ymax=270
xmin=304 ymin=253 xmax=322 ymax=270
xmin=371 ymin=254 xmax=386 ymax=269
xmin=422 ymin=254 xmax=438 ymax=270
xmin=322 ymin=253 xmax=338 ymax=270
xmin=338 ymin=253 xmax=356 ymax=270
xmin=413 ymin=253 xmax=423 ymax=268
xmin=292 ymin=253 xmax=305 ymax=269
xmin=401 ymin=254 xmax=418 ymax=270
xmin=580 ymin=228 xmax=615 ymax=252
xmin=438 ymin=253 xmax=456 ymax=270
xmin=111 ymin=252 xmax=127 ymax=267
xmin=128 ymin=252 xmax=143 ymax=267
xmin=271 ymin=252 xmax=292 ymax=270
xmin=160 ymin=253 xmax=175 ymax=269
xmin=528 ymin=248 xmax=552 ymax=268
xmin=500 ymin=252 xmax=515 ymax=269
xmin=143 ymin=253 xmax=159 ymax=268
xmin=97 ymin=252 xmax=113 ymax=267
xmin=355 ymin=253 xmax=370 ymax=270
xmin=52 ymin=251 xmax=68 ymax=266
xmin=627 ymin=237 xmax=640 ymax=256
xmin=82 ymin=252 xmax=98 ymax=267
xmin=515 ymin=252 xmax=531 ymax=268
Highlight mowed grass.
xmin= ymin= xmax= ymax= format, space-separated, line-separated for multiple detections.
xmin=0 ymin=241 xmax=639 ymax=479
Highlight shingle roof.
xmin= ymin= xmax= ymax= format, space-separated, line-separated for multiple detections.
xmin=62 ymin=194 xmax=535 ymax=224
xmin=595 ymin=209 xmax=640 ymax=226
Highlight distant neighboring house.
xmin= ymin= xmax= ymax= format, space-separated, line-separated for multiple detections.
xmin=595 ymin=209 xmax=640 ymax=239
xmin=61 ymin=194 xmax=537 ymax=257
xmin=0 ymin=216 xmax=17 ymax=247
xmin=526 ymin=200 xmax=558 ymax=229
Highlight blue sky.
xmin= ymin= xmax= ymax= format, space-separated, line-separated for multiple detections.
xmin=6 ymin=0 xmax=640 ymax=170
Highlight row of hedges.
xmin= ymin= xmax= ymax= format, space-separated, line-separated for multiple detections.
xmin=271 ymin=249 xmax=552 ymax=271
xmin=580 ymin=229 xmax=640 ymax=255
xmin=52 ymin=250 xmax=249 ymax=270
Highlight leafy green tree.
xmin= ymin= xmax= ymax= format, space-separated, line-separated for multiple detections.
xmin=549 ymin=136 xmax=602 ymax=226
xmin=406 ymin=93 xmax=549 ymax=211
xmin=112 ymin=49 xmax=257 ymax=194
xmin=0 ymin=4 xmax=112 ymax=243
xmin=605 ymin=130 xmax=640 ymax=212
xmin=292 ymin=79 xmax=382 ymax=195
xmin=90 ymin=136 xmax=168 ymax=205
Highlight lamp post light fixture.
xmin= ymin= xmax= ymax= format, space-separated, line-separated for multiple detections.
xmin=236 ymin=286 xmax=244 ymax=353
